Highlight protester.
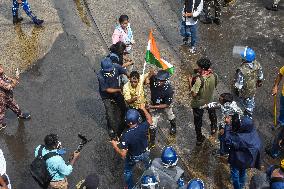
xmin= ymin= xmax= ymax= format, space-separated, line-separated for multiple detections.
xmin=224 ymin=115 xmax=262 ymax=189
xmin=0 ymin=149 xmax=11 ymax=189
xmin=34 ymin=134 xmax=80 ymax=189
xmin=202 ymin=93 xmax=243 ymax=156
xmin=76 ymin=173 xmax=100 ymax=189
xmin=147 ymin=70 xmax=176 ymax=148
xmin=188 ymin=58 xmax=218 ymax=146
xmin=0 ymin=65 xmax=31 ymax=131
xmin=110 ymin=106 xmax=152 ymax=189
xmin=12 ymin=0 xmax=43 ymax=25
xmin=97 ymin=57 xmax=128 ymax=138
xmin=180 ymin=0 xmax=203 ymax=53
xmin=112 ymin=15 xmax=135 ymax=72
xmin=234 ymin=47 xmax=263 ymax=116
xmin=266 ymin=0 xmax=281 ymax=11
xmin=202 ymin=0 xmax=222 ymax=25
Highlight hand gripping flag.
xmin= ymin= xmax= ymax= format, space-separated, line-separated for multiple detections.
xmin=145 ymin=30 xmax=175 ymax=74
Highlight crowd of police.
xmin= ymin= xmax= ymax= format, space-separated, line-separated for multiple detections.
xmin=0 ymin=0 xmax=283 ymax=189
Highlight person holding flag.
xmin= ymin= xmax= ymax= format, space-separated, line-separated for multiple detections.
xmin=143 ymin=30 xmax=176 ymax=148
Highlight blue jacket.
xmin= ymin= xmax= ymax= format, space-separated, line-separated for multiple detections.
xmin=224 ymin=117 xmax=262 ymax=169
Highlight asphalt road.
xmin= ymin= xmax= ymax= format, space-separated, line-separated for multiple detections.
xmin=0 ymin=0 xmax=283 ymax=188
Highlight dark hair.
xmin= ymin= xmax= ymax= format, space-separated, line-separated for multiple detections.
xmin=44 ymin=134 xmax=59 ymax=150
xmin=119 ymin=15 xmax=129 ymax=23
xmin=220 ymin=93 xmax=234 ymax=103
xmin=196 ymin=58 xmax=211 ymax=70
xmin=130 ymin=71 xmax=140 ymax=79
xmin=109 ymin=42 xmax=126 ymax=55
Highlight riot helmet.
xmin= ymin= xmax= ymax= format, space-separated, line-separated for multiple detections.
xmin=187 ymin=178 xmax=205 ymax=189
xmin=125 ymin=109 xmax=141 ymax=125
xmin=141 ymin=175 xmax=159 ymax=189
xmin=161 ymin=146 xmax=178 ymax=167
xmin=101 ymin=57 xmax=114 ymax=72
xmin=155 ymin=70 xmax=170 ymax=81
xmin=233 ymin=46 xmax=255 ymax=62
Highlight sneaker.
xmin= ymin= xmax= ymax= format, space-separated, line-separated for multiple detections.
xmin=266 ymin=4 xmax=278 ymax=11
xmin=18 ymin=113 xmax=31 ymax=120
xmin=189 ymin=46 xmax=196 ymax=54
xmin=0 ymin=123 xmax=7 ymax=131
xmin=196 ymin=135 xmax=206 ymax=146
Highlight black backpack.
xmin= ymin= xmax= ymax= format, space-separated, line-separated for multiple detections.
xmin=30 ymin=145 xmax=59 ymax=189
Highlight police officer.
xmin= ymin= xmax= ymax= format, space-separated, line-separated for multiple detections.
xmin=110 ymin=106 xmax=153 ymax=189
xmin=201 ymin=0 xmax=222 ymax=25
xmin=137 ymin=146 xmax=186 ymax=189
xmin=234 ymin=47 xmax=263 ymax=116
xmin=187 ymin=178 xmax=205 ymax=189
xmin=97 ymin=57 xmax=129 ymax=138
xmin=0 ymin=65 xmax=30 ymax=130
xmin=12 ymin=0 xmax=44 ymax=25
xmin=147 ymin=70 xmax=176 ymax=147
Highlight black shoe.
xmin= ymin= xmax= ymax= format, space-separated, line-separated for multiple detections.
xmin=183 ymin=37 xmax=189 ymax=45
xmin=266 ymin=4 xmax=278 ymax=11
xmin=18 ymin=113 xmax=31 ymax=120
xmin=213 ymin=18 xmax=221 ymax=25
xmin=33 ymin=17 xmax=44 ymax=26
xmin=0 ymin=123 xmax=7 ymax=131
xmin=196 ymin=135 xmax=206 ymax=146
xmin=13 ymin=16 xmax=23 ymax=24
xmin=169 ymin=119 xmax=177 ymax=135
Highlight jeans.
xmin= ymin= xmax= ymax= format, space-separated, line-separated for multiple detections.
xmin=219 ymin=128 xmax=229 ymax=155
xmin=180 ymin=22 xmax=197 ymax=47
xmin=279 ymin=94 xmax=284 ymax=125
xmin=124 ymin=151 xmax=151 ymax=189
xmin=12 ymin=0 xmax=35 ymax=18
xmin=230 ymin=166 xmax=247 ymax=189
xmin=192 ymin=108 xmax=217 ymax=141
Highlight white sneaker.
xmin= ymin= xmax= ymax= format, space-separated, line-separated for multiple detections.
xmin=189 ymin=46 xmax=196 ymax=54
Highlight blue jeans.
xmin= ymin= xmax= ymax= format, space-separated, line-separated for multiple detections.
xmin=230 ymin=166 xmax=247 ymax=189
xmin=124 ymin=151 xmax=151 ymax=189
xmin=180 ymin=22 xmax=197 ymax=47
xmin=12 ymin=0 xmax=35 ymax=18
xmin=219 ymin=126 xmax=229 ymax=155
xmin=279 ymin=94 xmax=284 ymax=126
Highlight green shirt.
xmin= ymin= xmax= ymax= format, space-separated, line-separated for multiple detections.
xmin=191 ymin=74 xmax=217 ymax=108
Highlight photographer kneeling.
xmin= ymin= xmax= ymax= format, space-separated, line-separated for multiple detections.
xmin=224 ymin=114 xmax=262 ymax=189
xmin=34 ymin=134 xmax=80 ymax=189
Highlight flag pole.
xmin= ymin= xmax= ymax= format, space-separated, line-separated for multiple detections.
xmin=138 ymin=61 xmax=147 ymax=96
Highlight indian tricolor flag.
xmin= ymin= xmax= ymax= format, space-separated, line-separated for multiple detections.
xmin=145 ymin=30 xmax=175 ymax=74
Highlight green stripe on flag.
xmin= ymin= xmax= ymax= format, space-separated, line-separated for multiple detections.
xmin=145 ymin=51 xmax=163 ymax=68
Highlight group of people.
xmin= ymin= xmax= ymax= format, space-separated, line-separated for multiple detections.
xmin=0 ymin=0 xmax=283 ymax=189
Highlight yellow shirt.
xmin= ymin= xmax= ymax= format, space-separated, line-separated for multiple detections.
xmin=123 ymin=74 xmax=148 ymax=109
xmin=280 ymin=66 xmax=284 ymax=96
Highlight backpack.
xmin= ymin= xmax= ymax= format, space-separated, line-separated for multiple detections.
xmin=191 ymin=73 xmax=218 ymax=89
xmin=30 ymin=145 xmax=59 ymax=189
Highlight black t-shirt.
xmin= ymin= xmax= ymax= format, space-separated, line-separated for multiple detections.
xmin=149 ymin=76 xmax=174 ymax=105
xmin=120 ymin=121 xmax=150 ymax=156
xmin=97 ymin=64 xmax=127 ymax=99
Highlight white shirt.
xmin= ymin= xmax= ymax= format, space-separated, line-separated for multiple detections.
xmin=0 ymin=149 xmax=6 ymax=175
xmin=182 ymin=0 xmax=204 ymax=25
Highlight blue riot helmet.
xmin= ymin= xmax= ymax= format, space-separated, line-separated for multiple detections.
xmin=155 ymin=70 xmax=170 ymax=81
xmin=232 ymin=46 xmax=255 ymax=62
xmin=161 ymin=146 xmax=178 ymax=167
xmin=141 ymin=175 xmax=159 ymax=189
xmin=187 ymin=178 xmax=205 ymax=189
xmin=125 ymin=109 xmax=141 ymax=125
xmin=101 ymin=57 xmax=114 ymax=72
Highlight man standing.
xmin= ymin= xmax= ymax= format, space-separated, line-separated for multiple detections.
xmin=201 ymin=0 xmax=222 ymax=25
xmin=147 ymin=70 xmax=176 ymax=148
xmin=188 ymin=58 xmax=218 ymax=146
xmin=180 ymin=0 xmax=203 ymax=53
xmin=34 ymin=134 xmax=80 ymax=189
xmin=234 ymin=47 xmax=263 ymax=116
xmin=110 ymin=106 xmax=152 ymax=189
xmin=12 ymin=0 xmax=44 ymax=25
xmin=0 ymin=149 xmax=11 ymax=189
xmin=224 ymin=115 xmax=262 ymax=189
xmin=97 ymin=57 xmax=128 ymax=138
xmin=0 ymin=65 xmax=30 ymax=131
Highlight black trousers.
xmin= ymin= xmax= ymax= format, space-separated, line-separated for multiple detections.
xmin=192 ymin=108 xmax=217 ymax=140
xmin=103 ymin=94 xmax=127 ymax=136
xmin=204 ymin=0 xmax=222 ymax=19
